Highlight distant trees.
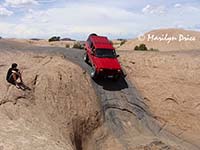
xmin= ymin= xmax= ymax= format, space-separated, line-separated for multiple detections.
xmin=47 ymin=35 xmax=86 ymax=49
xmin=48 ymin=36 xmax=60 ymax=42
xmin=30 ymin=38 xmax=42 ymax=41
xmin=61 ymin=38 xmax=75 ymax=41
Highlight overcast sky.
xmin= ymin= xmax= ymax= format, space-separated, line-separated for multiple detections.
xmin=0 ymin=0 xmax=200 ymax=39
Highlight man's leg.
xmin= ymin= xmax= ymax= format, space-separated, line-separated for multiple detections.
xmin=17 ymin=72 xmax=23 ymax=83
xmin=7 ymin=73 xmax=16 ymax=85
xmin=12 ymin=73 xmax=21 ymax=88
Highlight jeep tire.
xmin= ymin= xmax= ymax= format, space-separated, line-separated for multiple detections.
xmin=84 ymin=53 xmax=89 ymax=63
xmin=113 ymin=74 xmax=120 ymax=81
xmin=91 ymin=67 xmax=97 ymax=79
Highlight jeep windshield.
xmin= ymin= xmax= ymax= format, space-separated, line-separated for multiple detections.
xmin=95 ymin=49 xmax=117 ymax=58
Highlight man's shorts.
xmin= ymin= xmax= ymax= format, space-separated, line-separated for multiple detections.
xmin=7 ymin=74 xmax=19 ymax=85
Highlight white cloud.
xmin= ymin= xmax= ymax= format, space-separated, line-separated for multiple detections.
xmin=142 ymin=4 xmax=151 ymax=13
xmin=23 ymin=9 xmax=49 ymax=22
xmin=0 ymin=22 xmax=43 ymax=38
xmin=0 ymin=5 xmax=13 ymax=16
xmin=4 ymin=0 xmax=38 ymax=7
xmin=37 ymin=0 xmax=56 ymax=3
xmin=20 ymin=4 xmax=142 ymax=37
xmin=174 ymin=3 xmax=182 ymax=8
xmin=1 ymin=2 xmax=200 ymax=39
xmin=142 ymin=4 xmax=166 ymax=14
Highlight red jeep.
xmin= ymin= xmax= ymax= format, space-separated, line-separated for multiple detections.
xmin=84 ymin=33 xmax=123 ymax=80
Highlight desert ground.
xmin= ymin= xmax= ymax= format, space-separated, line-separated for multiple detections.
xmin=0 ymin=50 xmax=101 ymax=150
xmin=0 ymin=28 xmax=200 ymax=150
xmin=10 ymin=38 xmax=76 ymax=48
xmin=119 ymin=50 xmax=200 ymax=147
xmin=7 ymin=37 xmax=123 ymax=49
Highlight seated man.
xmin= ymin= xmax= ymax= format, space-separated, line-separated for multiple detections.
xmin=6 ymin=63 xmax=23 ymax=88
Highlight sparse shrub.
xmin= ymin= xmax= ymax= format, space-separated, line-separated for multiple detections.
xmin=65 ymin=44 xmax=70 ymax=48
xmin=149 ymin=48 xmax=159 ymax=51
xmin=0 ymin=36 xmax=2 ymax=40
xmin=28 ymin=40 xmax=33 ymax=44
xmin=149 ymin=48 xmax=154 ymax=51
xmin=139 ymin=44 xmax=148 ymax=51
xmin=30 ymin=38 xmax=42 ymax=41
xmin=117 ymin=38 xmax=125 ymax=41
xmin=134 ymin=45 xmax=139 ymax=51
xmin=73 ymin=42 xmax=84 ymax=49
xmin=120 ymin=40 xmax=127 ymax=46
xmin=134 ymin=44 xmax=148 ymax=51
xmin=48 ymin=36 xmax=60 ymax=42
xmin=134 ymin=44 xmax=159 ymax=51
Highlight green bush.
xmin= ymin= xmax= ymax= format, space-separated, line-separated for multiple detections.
xmin=134 ymin=44 xmax=148 ymax=51
xmin=72 ymin=42 xmax=84 ymax=49
xmin=149 ymin=48 xmax=159 ymax=51
xmin=134 ymin=44 xmax=159 ymax=51
xmin=120 ymin=40 xmax=127 ymax=46
xmin=134 ymin=45 xmax=139 ymax=50
xmin=48 ymin=36 xmax=60 ymax=42
xmin=65 ymin=44 xmax=70 ymax=48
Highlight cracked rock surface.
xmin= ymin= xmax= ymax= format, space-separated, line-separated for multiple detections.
xmin=0 ymin=50 xmax=101 ymax=150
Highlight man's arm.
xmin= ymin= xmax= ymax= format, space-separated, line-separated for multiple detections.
xmin=18 ymin=70 xmax=23 ymax=83
xmin=12 ymin=70 xmax=23 ymax=83
xmin=12 ymin=70 xmax=20 ymax=76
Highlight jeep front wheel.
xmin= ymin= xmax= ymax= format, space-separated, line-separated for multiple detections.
xmin=84 ymin=53 xmax=89 ymax=63
xmin=113 ymin=74 xmax=120 ymax=81
xmin=91 ymin=68 xmax=97 ymax=79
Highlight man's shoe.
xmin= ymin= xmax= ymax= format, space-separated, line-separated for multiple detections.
xmin=16 ymin=84 xmax=20 ymax=89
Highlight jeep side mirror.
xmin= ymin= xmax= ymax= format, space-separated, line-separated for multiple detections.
xmin=116 ymin=55 xmax=120 ymax=58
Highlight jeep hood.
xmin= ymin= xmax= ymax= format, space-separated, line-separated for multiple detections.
xmin=93 ymin=58 xmax=121 ymax=69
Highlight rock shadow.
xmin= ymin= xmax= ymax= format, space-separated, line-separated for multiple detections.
xmin=94 ymin=77 xmax=128 ymax=91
